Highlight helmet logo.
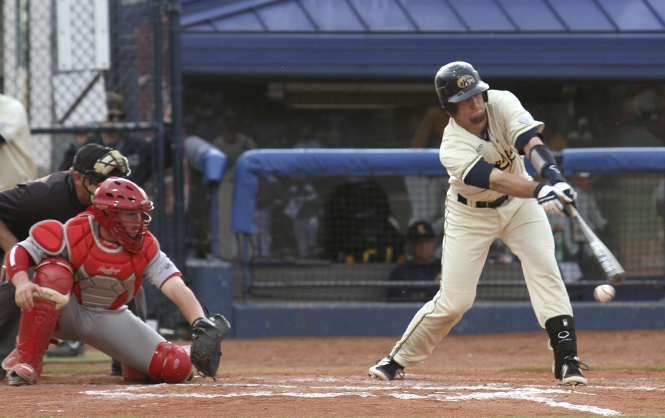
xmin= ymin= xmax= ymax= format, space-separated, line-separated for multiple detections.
xmin=457 ymin=75 xmax=475 ymax=88
xmin=96 ymin=204 xmax=109 ymax=210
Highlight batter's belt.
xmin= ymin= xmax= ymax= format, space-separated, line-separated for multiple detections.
xmin=457 ymin=194 xmax=509 ymax=208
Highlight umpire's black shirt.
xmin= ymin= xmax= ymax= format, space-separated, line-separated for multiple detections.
xmin=0 ymin=171 xmax=88 ymax=253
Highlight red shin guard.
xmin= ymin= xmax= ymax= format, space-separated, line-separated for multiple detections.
xmin=10 ymin=298 xmax=61 ymax=384
xmin=147 ymin=341 xmax=193 ymax=383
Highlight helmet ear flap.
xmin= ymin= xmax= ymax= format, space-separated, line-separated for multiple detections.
xmin=443 ymin=102 xmax=457 ymax=117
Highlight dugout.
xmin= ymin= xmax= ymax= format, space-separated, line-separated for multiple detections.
xmin=179 ymin=0 xmax=665 ymax=337
xmin=180 ymin=0 xmax=665 ymax=138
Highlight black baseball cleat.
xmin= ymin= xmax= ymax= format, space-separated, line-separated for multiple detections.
xmin=368 ymin=356 xmax=404 ymax=381
xmin=558 ymin=356 xmax=589 ymax=386
xmin=0 ymin=367 xmax=6 ymax=380
xmin=46 ymin=341 xmax=86 ymax=358
xmin=110 ymin=359 xmax=122 ymax=376
xmin=8 ymin=372 xmax=33 ymax=386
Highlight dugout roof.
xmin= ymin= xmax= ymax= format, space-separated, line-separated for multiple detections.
xmin=180 ymin=0 xmax=665 ymax=80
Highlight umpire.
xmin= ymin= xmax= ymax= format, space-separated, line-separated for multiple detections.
xmin=0 ymin=144 xmax=146 ymax=379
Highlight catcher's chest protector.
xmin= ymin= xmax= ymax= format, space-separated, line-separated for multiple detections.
xmin=64 ymin=215 xmax=157 ymax=309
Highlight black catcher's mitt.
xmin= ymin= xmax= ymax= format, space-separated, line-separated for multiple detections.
xmin=190 ymin=308 xmax=231 ymax=380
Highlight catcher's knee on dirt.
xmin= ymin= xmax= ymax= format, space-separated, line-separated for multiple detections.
xmin=121 ymin=364 xmax=149 ymax=381
xmin=10 ymin=258 xmax=74 ymax=384
xmin=147 ymin=341 xmax=193 ymax=383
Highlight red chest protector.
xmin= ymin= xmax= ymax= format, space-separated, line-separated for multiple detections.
xmin=64 ymin=214 xmax=158 ymax=309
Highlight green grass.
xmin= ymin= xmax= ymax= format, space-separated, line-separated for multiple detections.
xmin=41 ymin=349 xmax=112 ymax=374
xmin=41 ymin=365 xmax=110 ymax=374
xmin=42 ymin=349 xmax=111 ymax=364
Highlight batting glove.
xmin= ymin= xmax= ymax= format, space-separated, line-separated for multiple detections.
xmin=535 ymin=183 xmax=570 ymax=217
xmin=552 ymin=182 xmax=577 ymax=206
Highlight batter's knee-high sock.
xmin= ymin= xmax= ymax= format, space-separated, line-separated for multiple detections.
xmin=545 ymin=315 xmax=577 ymax=379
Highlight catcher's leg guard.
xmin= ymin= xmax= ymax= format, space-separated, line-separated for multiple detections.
xmin=121 ymin=364 xmax=149 ymax=381
xmin=8 ymin=299 xmax=61 ymax=386
xmin=2 ymin=348 xmax=20 ymax=372
xmin=147 ymin=341 xmax=193 ymax=383
xmin=8 ymin=258 xmax=73 ymax=386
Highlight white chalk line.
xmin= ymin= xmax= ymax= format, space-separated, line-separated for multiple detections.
xmin=81 ymin=378 xmax=631 ymax=416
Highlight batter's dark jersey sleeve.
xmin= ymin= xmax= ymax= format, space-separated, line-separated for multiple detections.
xmin=0 ymin=171 xmax=88 ymax=244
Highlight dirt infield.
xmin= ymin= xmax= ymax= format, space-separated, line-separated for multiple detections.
xmin=2 ymin=329 xmax=665 ymax=417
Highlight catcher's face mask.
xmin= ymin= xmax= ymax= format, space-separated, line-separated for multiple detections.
xmin=92 ymin=178 xmax=153 ymax=253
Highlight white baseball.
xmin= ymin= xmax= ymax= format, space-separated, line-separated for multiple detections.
xmin=593 ymin=284 xmax=615 ymax=303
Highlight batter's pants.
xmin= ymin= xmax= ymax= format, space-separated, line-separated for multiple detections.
xmin=391 ymin=196 xmax=573 ymax=367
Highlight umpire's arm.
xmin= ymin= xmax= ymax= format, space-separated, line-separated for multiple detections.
xmin=160 ymin=275 xmax=206 ymax=325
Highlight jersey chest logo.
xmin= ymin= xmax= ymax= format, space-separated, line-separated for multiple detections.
xmin=494 ymin=148 xmax=516 ymax=171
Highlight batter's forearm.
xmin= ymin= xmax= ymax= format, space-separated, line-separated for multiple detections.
xmin=488 ymin=168 xmax=539 ymax=199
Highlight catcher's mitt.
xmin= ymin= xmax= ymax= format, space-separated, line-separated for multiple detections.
xmin=190 ymin=312 xmax=231 ymax=380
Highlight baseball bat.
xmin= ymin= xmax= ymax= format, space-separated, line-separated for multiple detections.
xmin=565 ymin=203 xmax=625 ymax=285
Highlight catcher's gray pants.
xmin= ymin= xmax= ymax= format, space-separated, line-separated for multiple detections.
xmin=0 ymin=282 xmax=148 ymax=368
xmin=53 ymin=301 xmax=165 ymax=373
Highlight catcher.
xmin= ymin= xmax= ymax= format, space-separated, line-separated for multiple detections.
xmin=3 ymin=177 xmax=230 ymax=385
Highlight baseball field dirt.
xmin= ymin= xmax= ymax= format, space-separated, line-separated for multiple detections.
xmin=2 ymin=329 xmax=664 ymax=417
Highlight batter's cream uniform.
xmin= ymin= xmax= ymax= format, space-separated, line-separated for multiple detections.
xmin=390 ymin=90 xmax=573 ymax=367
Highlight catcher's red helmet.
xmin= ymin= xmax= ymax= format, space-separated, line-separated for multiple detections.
xmin=92 ymin=178 xmax=153 ymax=253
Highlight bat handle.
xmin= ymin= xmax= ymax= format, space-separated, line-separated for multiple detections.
xmin=564 ymin=202 xmax=579 ymax=217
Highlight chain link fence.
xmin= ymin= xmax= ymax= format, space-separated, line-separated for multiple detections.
xmin=2 ymin=0 xmax=166 ymax=173
xmin=2 ymin=0 xmax=185 ymax=327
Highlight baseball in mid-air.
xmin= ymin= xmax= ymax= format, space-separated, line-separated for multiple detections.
xmin=593 ymin=284 xmax=615 ymax=303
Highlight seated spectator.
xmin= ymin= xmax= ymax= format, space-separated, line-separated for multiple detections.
xmin=283 ymin=176 xmax=320 ymax=258
xmin=388 ymin=221 xmax=441 ymax=301
xmin=320 ymin=179 xmax=405 ymax=263
xmin=59 ymin=123 xmax=90 ymax=172
xmin=566 ymin=117 xmax=594 ymax=147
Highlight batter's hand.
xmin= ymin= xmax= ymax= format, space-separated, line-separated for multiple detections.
xmin=536 ymin=184 xmax=570 ymax=217
xmin=552 ymin=182 xmax=577 ymax=206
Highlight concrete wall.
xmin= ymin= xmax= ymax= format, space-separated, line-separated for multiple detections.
xmin=187 ymin=259 xmax=665 ymax=339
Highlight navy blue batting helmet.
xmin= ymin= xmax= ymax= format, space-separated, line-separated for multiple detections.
xmin=435 ymin=62 xmax=489 ymax=117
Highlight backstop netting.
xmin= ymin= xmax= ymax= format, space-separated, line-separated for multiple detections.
xmin=231 ymin=148 xmax=665 ymax=303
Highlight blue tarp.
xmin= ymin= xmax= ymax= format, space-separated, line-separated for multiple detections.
xmin=181 ymin=0 xmax=665 ymax=79
xmin=561 ymin=147 xmax=665 ymax=175
xmin=231 ymin=148 xmax=665 ymax=234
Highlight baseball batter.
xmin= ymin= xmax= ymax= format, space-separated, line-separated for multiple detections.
xmin=2 ymin=178 xmax=217 ymax=386
xmin=369 ymin=62 xmax=588 ymax=386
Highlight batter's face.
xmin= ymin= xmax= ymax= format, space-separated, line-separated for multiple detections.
xmin=455 ymin=93 xmax=486 ymax=128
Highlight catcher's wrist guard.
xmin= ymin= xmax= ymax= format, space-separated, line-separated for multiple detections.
xmin=190 ymin=312 xmax=231 ymax=380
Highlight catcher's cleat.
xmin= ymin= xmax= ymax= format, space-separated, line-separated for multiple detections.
xmin=46 ymin=341 xmax=86 ymax=358
xmin=0 ymin=367 xmax=5 ymax=380
xmin=8 ymin=364 xmax=38 ymax=386
xmin=110 ymin=359 xmax=122 ymax=376
xmin=368 ymin=356 xmax=404 ymax=381
xmin=558 ymin=356 xmax=588 ymax=386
